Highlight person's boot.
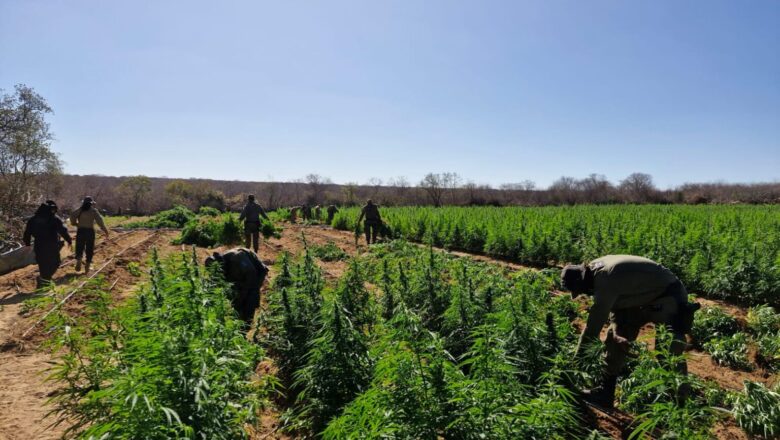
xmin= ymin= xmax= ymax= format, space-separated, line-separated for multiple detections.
xmin=75 ymin=259 xmax=82 ymax=272
xmin=84 ymin=262 xmax=91 ymax=274
xmin=582 ymin=374 xmax=618 ymax=408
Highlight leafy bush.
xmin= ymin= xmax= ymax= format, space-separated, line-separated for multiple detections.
xmin=703 ymin=332 xmax=753 ymax=371
xmin=178 ymin=213 xmax=243 ymax=247
xmin=46 ymin=251 xmax=266 ymax=439
xmin=691 ymin=306 xmax=740 ymax=346
xmin=126 ymin=205 xmax=195 ymax=228
xmin=732 ymin=381 xmax=780 ymax=439
xmin=197 ymin=206 xmax=221 ymax=217
xmin=757 ymin=332 xmax=780 ymax=372
xmin=310 ymin=242 xmax=348 ymax=262
xmin=748 ymin=305 xmax=780 ymax=336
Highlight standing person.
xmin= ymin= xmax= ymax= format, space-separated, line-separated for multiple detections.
xmin=560 ymin=255 xmax=699 ymax=408
xmin=314 ymin=205 xmax=322 ymax=221
xmin=70 ymin=196 xmax=110 ymax=274
xmin=205 ymin=248 xmax=269 ymax=330
xmin=357 ymin=199 xmax=382 ymax=245
xmin=326 ymin=204 xmax=339 ymax=224
xmin=238 ymin=194 xmax=269 ymax=253
xmin=301 ymin=204 xmax=312 ymax=222
xmin=23 ymin=201 xmax=72 ymax=289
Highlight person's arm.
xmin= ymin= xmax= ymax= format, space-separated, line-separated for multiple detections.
xmin=376 ymin=207 xmax=382 ymax=222
xmin=69 ymin=210 xmax=79 ymax=227
xmin=94 ymin=211 xmax=109 ymax=235
xmin=23 ymin=220 xmax=32 ymax=247
xmin=239 ymin=206 xmax=247 ymax=221
xmin=259 ymin=206 xmax=270 ymax=221
xmin=574 ymin=290 xmax=617 ymax=358
xmin=357 ymin=207 xmax=365 ymax=224
xmin=56 ymin=218 xmax=72 ymax=246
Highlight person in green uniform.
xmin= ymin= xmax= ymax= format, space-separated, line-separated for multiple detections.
xmin=70 ymin=196 xmax=110 ymax=274
xmin=326 ymin=204 xmax=339 ymax=224
xmin=561 ymin=255 xmax=698 ymax=408
xmin=238 ymin=194 xmax=270 ymax=253
xmin=357 ymin=199 xmax=382 ymax=245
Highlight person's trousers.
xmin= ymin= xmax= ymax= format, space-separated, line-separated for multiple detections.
xmin=75 ymin=228 xmax=96 ymax=264
xmin=605 ymin=284 xmax=689 ymax=377
xmin=244 ymin=222 xmax=260 ymax=252
xmin=34 ymin=245 xmax=61 ymax=287
xmin=364 ymin=220 xmax=380 ymax=244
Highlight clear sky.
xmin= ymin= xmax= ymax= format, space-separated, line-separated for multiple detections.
xmin=1 ymin=1 xmax=778 ymax=189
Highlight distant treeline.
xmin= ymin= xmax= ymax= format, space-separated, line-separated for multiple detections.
xmin=43 ymin=172 xmax=780 ymax=215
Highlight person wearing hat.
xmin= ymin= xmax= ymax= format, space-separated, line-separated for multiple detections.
xmin=357 ymin=199 xmax=382 ymax=245
xmin=205 ymin=247 xmax=269 ymax=330
xmin=69 ymin=196 xmax=110 ymax=273
xmin=23 ymin=201 xmax=72 ymax=289
xmin=238 ymin=194 xmax=270 ymax=253
xmin=560 ymin=255 xmax=698 ymax=408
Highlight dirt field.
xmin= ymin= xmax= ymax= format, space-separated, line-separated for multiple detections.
xmin=0 ymin=223 xmax=773 ymax=440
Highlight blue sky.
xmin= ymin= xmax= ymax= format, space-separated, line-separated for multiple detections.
xmin=1 ymin=1 xmax=778 ymax=188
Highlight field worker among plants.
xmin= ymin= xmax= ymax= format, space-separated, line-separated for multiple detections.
xmin=238 ymin=194 xmax=270 ymax=253
xmin=357 ymin=199 xmax=382 ymax=245
xmin=561 ymin=255 xmax=700 ymax=408
xmin=290 ymin=206 xmax=300 ymax=223
xmin=24 ymin=201 xmax=72 ymax=289
xmin=69 ymin=196 xmax=110 ymax=274
xmin=301 ymin=204 xmax=312 ymax=222
xmin=314 ymin=205 xmax=322 ymax=221
xmin=205 ymin=248 xmax=268 ymax=329
xmin=326 ymin=204 xmax=339 ymax=224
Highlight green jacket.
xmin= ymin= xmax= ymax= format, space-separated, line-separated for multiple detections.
xmin=239 ymin=201 xmax=269 ymax=223
xmin=576 ymin=255 xmax=679 ymax=355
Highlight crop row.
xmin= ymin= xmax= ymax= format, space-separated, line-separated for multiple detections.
xmin=332 ymin=205 xmax=780 ymax=306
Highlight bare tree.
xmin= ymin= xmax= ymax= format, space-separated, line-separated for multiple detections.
xmin=305 ymin=173 xmax=331 ymax=205
xmin=578 ymin=173 xmax=615 ymax=204
xmin=619 ymin=172 xmax=657 ymax=203
xmin=419 ymin=173 xmax=445 ymax=207
xmin=0 ymin=84 xmax=62 ymax=219
xmin=549 ymin=176 xmax=579 ymax=205
xmin=366 ymin=177 xmax=383 ymax=200
xmin=341 ymin=182 xmax=358 ymax=206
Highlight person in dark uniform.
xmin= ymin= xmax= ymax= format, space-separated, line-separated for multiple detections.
xmin=357 ymin=199 xmax=382 ymax=245
xmin=326 ymin=204 xmax=339 ymax=224
xmin=238 ymin=194 xmax=270 ymax=253
xmin=301 ymin=204 xmax=312 ymax=222
xmin=23 ymin=201 xmax=72 ymax=289
xmin=206 ymin=247 xmax=269 ymax=330
xmin=561 ymin=255 xmax=699 ymax=408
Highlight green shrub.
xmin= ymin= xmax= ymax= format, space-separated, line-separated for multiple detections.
xmin=197 ymin=206 xmax=221 ymax=217
xmin=691 ymin=306 xmax=740 ymax=346
xmin=310 ymin=242 xmax=348 ymax=262
xmin=732 ymin=381 xmax=780 ymax=439
xmin=703 ymin=333 xmax=753 ymax=371
xmin=747 ymin=305 xmax=780 ymax=336
xmin=126 ymin=205 xmax=196 ymax=229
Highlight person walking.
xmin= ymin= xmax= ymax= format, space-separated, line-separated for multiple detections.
xmin=69 ymin=196 xmax=110 ymax=274
xmin=357 ymin=199 xmax=382 ymax=245
xmin=238 ymin=194 xmax=269 ymax=253
xmin=560 ymin=255 xmax=699 ymax=408
xmin=23 ymin=201 xmax=72 ymax=289
xmin=205 ymin=247 xmax=269 ymax=330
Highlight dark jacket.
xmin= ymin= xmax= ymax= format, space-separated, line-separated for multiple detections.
xmin=23 ymin=205 xmax=72 ymax=251
xmin=239 ymin=201 xmax=269 ymax=223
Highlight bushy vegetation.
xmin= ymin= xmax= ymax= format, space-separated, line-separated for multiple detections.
xmin=732 ymin=381 xmax=780 ymax=439
xmin=45 ymin=250 xmax=268 ymax=439
xmin=177 ymin=212 xmax=281 ymax=248
xmin=332 ymin=205 xmax=780 ymax=305
xmin=126 ymin=205 xmax=196 ymax=228
xmin=256 ymin=240 xmax=742 ymax=439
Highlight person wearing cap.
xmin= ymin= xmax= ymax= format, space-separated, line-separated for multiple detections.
xmin=205 ymin=247 xmax=268 ymax=330
xmin=326 ymin=204 xmax=339 ymax=224
xmin=69 ymin=196 xmax=110 ymax=273
xmin=357 ymin=199 xmax=382 ymax=245
xmin=23 ymin=201 xmax=72 ymax=289
xmin=560 ymin=255 xmax=698 ymax=408
xmin=238 ymin=194 xmax=269 ymax=253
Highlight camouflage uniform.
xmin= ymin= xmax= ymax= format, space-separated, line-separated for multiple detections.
xmin=301 ymin=205 xmax=312 ymax=221
xmin=239 ymin=200 xmax=269 ymax=253
xmin=357 ymin=202 xmax=382 ymax=244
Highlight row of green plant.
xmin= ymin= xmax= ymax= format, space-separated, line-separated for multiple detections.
xmin=332 ymin=205 xmax=780 ymax=306
xmin=692 ymin=304 xmax=780 ymax=372
xmin=45 ymin=250 xmax=270 ymax=439
xmin=257 ymin=239 xmax=761 ymax=439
